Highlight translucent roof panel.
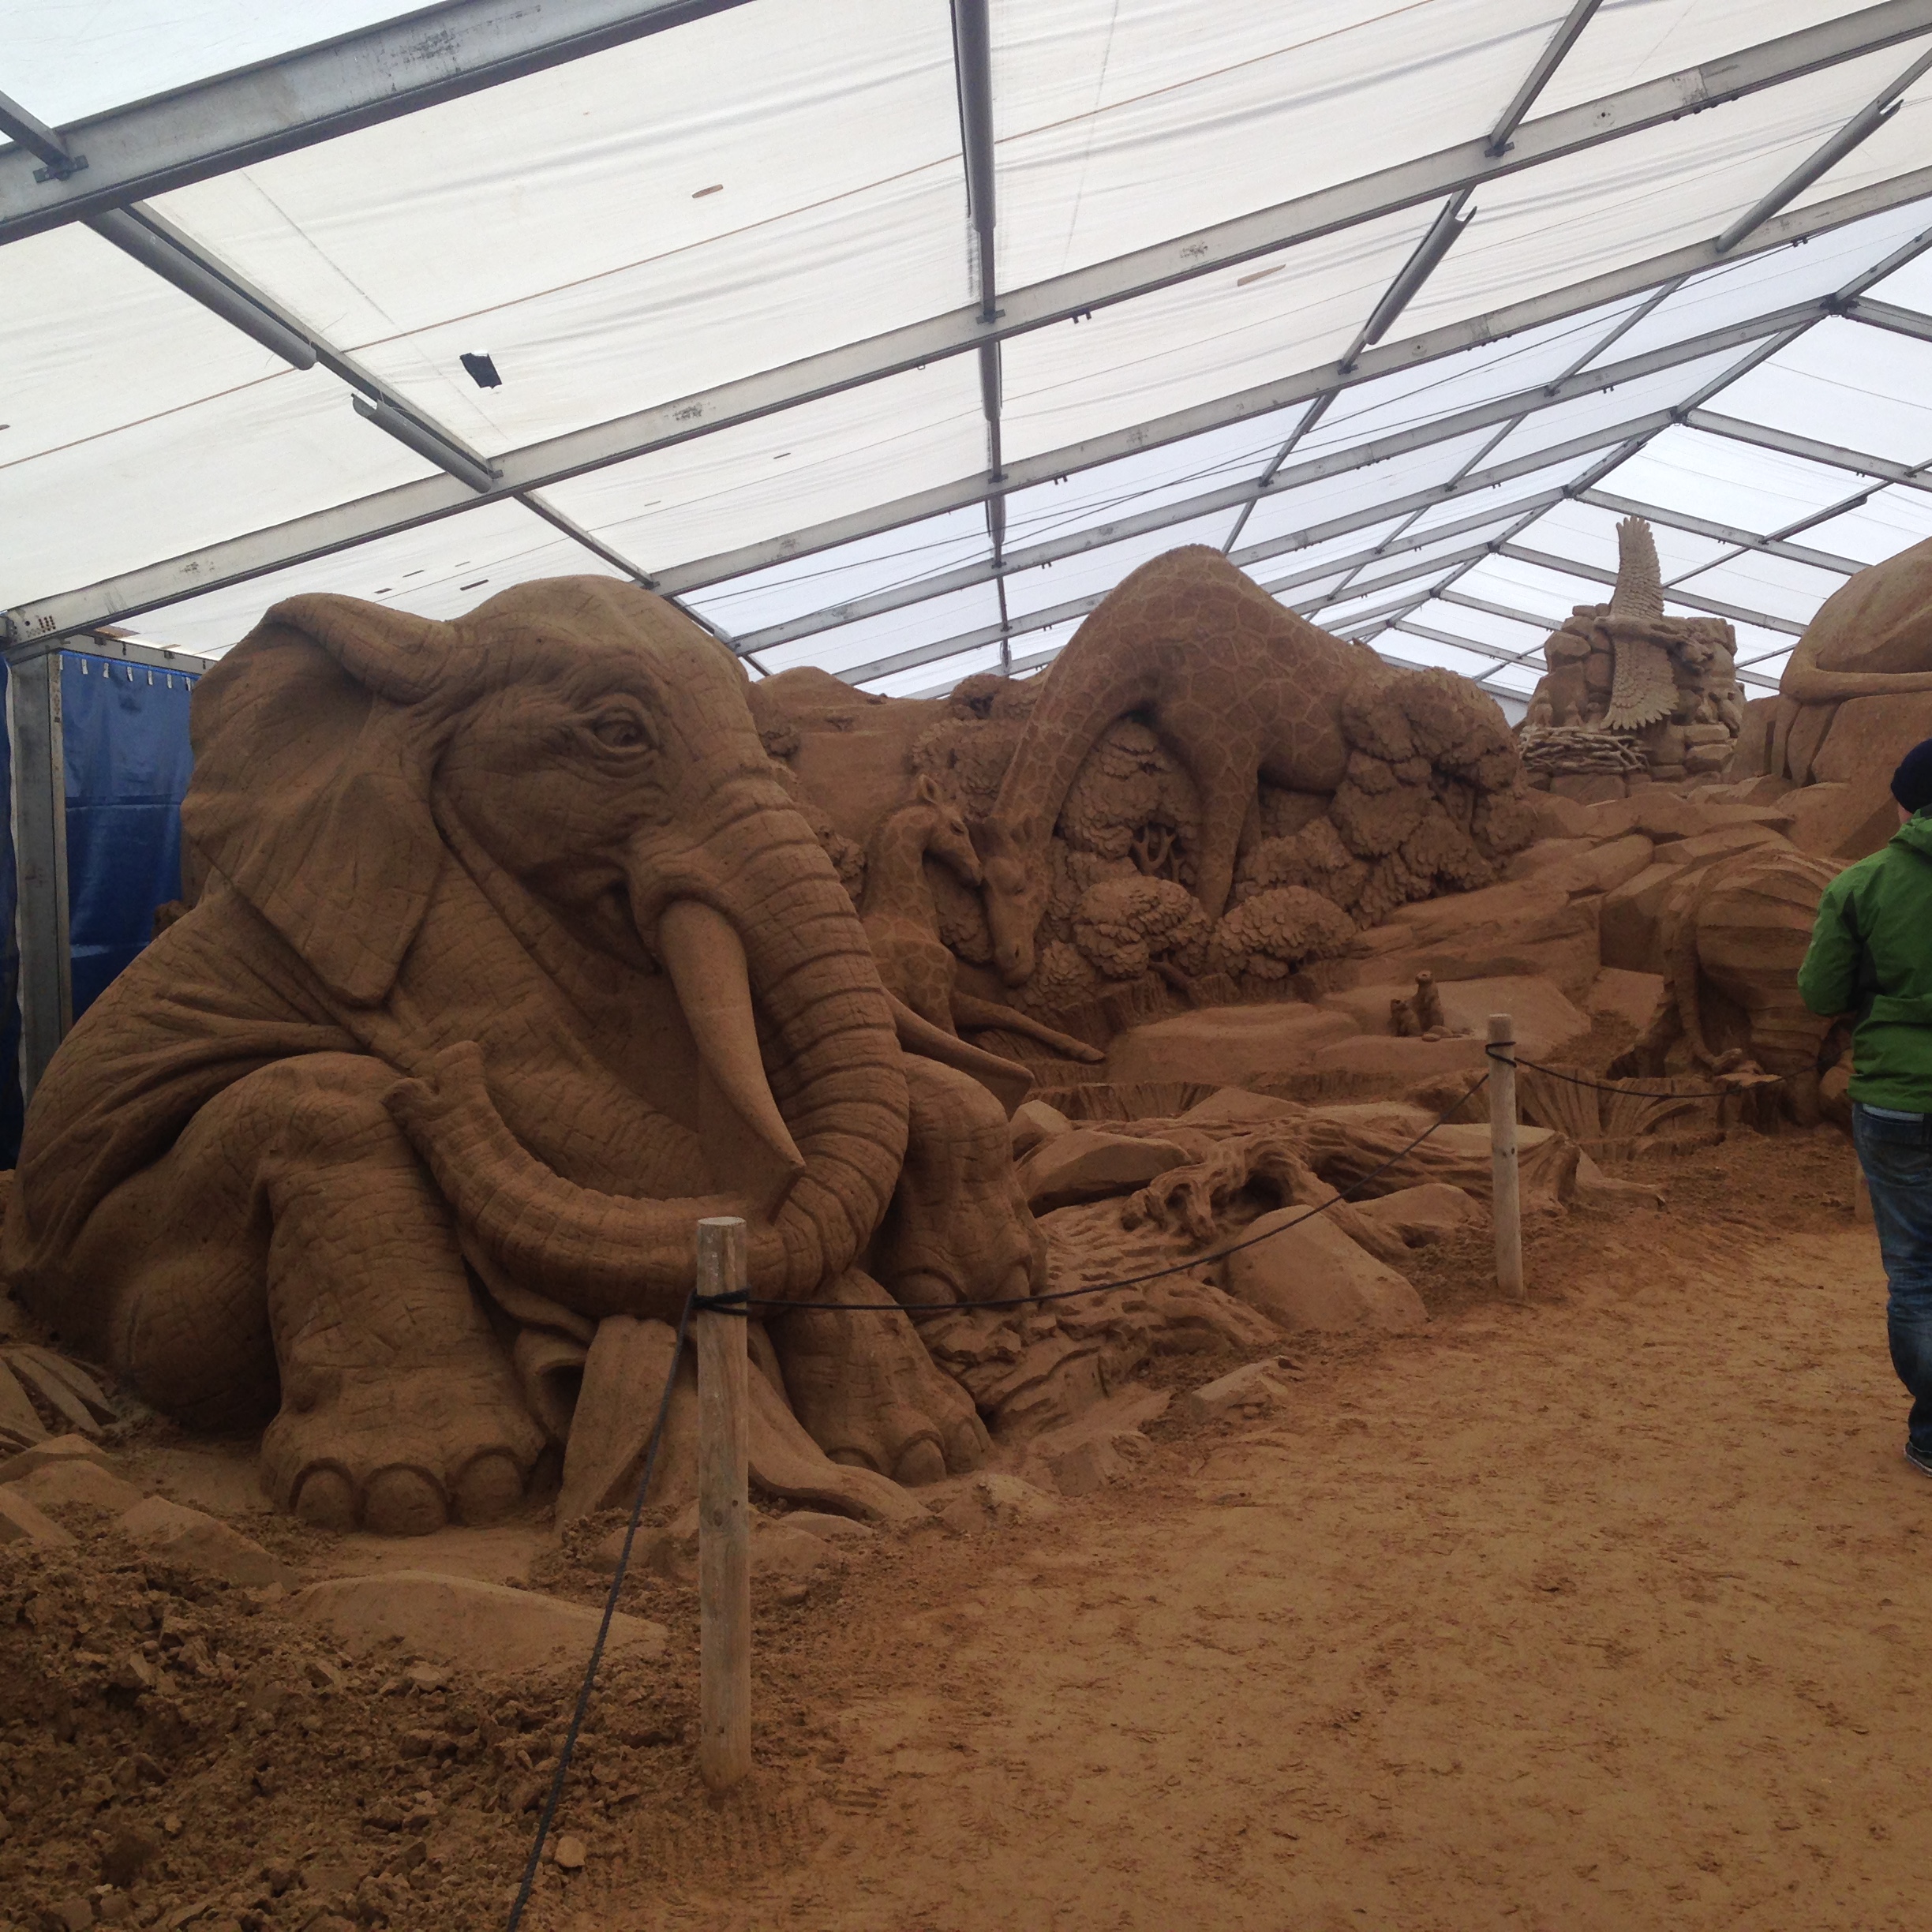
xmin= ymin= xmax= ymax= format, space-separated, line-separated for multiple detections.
xmin=1587 ymin=422 xmax=1867 ymax=531
xmin=108 ymin=497 xmax=626 ymax=659
xmin=998 ymin=204 xmax=1436 ymax=462
xmin=1538 ymin=2 xmax=1891 ymax=109
xmin=1518 ymin=495 xmax=1744 ymax=583
xmin=0 ymin=223 xmax=290 ymax=466
xmin=1473 ymin=347 xmax=1758 ymax=470
xmin=680 ymin=507 xmax=994 ymax=637
xmin=148 ymin=2 xmax=968 ymax=453
xmin=1595 ymin=200 xmax=1932 ymax=366
xmin=759 ymin=581 xmax=1005 ymax=682
xmin=1702 ymin=319 xmax=1932 ymax=464
xmin=5 ymin=369 xmax=435 ymax=613
xmin=998 ymin=511 xmax=1246 ymax=620
xmin=989 ymin=0 xmax=1565 ymax=286
xmin=1398 ymin=47 xmax=1911 ymax=340
xmin=1234 ymin=427 xmax=1505 ymax=552
xmin=1672 ymin=551 xmax=1859 ymax=625
xmin=5 ymin=0 xmax=410 ymax=122
xmin=537 ymin=359 xmax=987 ymax=585
xmin=1802 ymin=489 xmax=1932 ymax=563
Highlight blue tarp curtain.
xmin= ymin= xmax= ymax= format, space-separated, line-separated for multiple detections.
xmin=61 ymin=650 xmax=198 ymax=1028
xmin=0 ymin=661 xmax=17 ymax=1169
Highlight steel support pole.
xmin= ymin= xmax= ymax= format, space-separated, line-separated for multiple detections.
xmin=7 ymin=652 xmax=71 ymax=1103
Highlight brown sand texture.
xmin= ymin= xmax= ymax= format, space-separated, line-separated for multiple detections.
xmin=4 ymin=1130 xmax=1926 ymax=1931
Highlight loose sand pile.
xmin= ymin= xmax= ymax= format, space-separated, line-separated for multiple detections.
xmin=4 ymin=1127 xmax=1925 ymax=1932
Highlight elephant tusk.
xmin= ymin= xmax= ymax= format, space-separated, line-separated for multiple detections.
xmin=655 ymin=899 xmax=807 ymax=1215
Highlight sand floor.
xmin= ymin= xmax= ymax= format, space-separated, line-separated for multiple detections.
xmin=559 ymin=1145 xmax=1930 ymax=1932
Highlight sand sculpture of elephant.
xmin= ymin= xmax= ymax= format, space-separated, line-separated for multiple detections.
xmin=2 ymin=580 xmax=1046 ymax=1532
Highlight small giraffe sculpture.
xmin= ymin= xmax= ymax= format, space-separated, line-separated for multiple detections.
xmin=862 ymin=776 xmax=1104 ymax=1064
xmin=975 ymin=546 xmax=1379 ymax=986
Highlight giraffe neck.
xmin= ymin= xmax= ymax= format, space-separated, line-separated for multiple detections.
xmin=992 ymin=653 xmax=1159 ymax=852
xmin=864 ymin=811 xmax=941 ymax=924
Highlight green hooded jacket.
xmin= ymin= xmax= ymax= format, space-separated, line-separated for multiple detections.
xmin=1799 ymin=809 xmax=1932 ymax=1111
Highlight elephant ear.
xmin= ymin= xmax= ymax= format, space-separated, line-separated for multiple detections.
xmin=182 ymin=594 xmax=461 ymax=1007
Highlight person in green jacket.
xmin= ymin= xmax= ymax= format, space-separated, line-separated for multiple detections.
xmin=1799 ymin=739 xmax=1932 ymax=1477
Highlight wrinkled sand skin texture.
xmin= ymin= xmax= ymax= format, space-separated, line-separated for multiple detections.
xmin=551 ymin=1189 xmax=1929 ymax=1930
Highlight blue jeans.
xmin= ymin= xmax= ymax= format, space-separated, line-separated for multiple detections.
xmin=1852 ymin=1103 xmax=1932 ymax=1455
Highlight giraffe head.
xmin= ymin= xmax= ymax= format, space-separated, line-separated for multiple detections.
xmin=975 ymin=810 xmax=1050 ymax=986
xmin=908 ymin=773 xmax=982 ymax=887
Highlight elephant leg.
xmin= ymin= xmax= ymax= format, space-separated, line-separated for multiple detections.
xmin=774 ymin=1058 xmax=1034 ymax=1484
xmin=76 ymin=1052 xmax=544 ymax=1535
xmin=871 ymin=1057 xmax=1046 ymax=1309
xmin=771 ymin=1270 xmax=988 ymax=1487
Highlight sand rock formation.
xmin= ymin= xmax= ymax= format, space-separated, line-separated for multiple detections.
xmin=1522 ymin=519 xmax=1745 ymax=794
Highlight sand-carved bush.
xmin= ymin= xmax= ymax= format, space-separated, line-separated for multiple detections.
xmin=1071 ymin=876 xmax=1213 ymax=981
xmin=1208 ymin=886 xmax=1357 ymax=982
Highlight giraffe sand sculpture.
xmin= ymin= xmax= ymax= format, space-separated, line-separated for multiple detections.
xmin=861 ymin=776 xmax=1103 ymax=1062
xmin=975 ymin=546 xmax=1379 ymax=986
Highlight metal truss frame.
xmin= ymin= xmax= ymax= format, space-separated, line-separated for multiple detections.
xmin=9 ymin=2 xmax=1932 ymax=650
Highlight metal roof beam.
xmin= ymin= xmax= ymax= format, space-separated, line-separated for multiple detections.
xmin=0 ymin=0 xmax=760 ymax=243
xmin=949 ymin=0 xmax=1011 ymax=665
xmin=1842 ymin=293 xmax=1932 ymax=345
xmin=1290 ymin=545 xmax=1498 ymax=615
xmin=17 ymin=157 xmax=1932 ymax=652
xmin=1682 ymin=408 xmax=1932 ymax=493
xmin=721 ymin=304 xmax=1815 ymax=656
xmin=1485 ymin=0 xmax=1607 ymax=155
xmin=1436 ymin=588 xmax=1564 ymax=631
xmin=1575 ymin=489 xmax=1865 ymax=574
xmin=1494 ymin=541 xmax=1807 ymax=635
xmin=1716 ymin=43 xmax=1932 ymax=255
xmin=829 ymin=487 xmax=1570 ymax=691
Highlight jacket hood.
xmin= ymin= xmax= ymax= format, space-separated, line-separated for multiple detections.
xmin=1891 ymin=811 xmax=1932 ymax=861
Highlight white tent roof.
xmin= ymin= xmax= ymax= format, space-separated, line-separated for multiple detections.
xmin=9 ymin=0 xmax=1932 ymax=710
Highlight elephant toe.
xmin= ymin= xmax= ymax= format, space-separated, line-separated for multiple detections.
xmin=892 ymin=1435 xmax=947 ymax=1487
xmin=944 ymin=1411 xmax=992 ymax=1474
xmin=453 ymin=1450 xmax=526 ymax=1526
xmin=362 ymin=1466 xmax=449 ymax=1537
xmin=290 ymin=1464 xmax=358 ymax=1531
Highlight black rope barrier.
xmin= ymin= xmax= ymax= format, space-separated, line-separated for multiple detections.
xmin=704 ymin=1069 xmax=1492 ymax=1317
xmin=1495 ymin=1046 xmax=1787 ymax=1102
xmin=499 ymin=1048 xmax=1614 ymax=1909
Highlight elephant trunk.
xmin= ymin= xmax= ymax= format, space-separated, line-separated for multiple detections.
xmin=388 ymin=799 xmax=909 ymax=1317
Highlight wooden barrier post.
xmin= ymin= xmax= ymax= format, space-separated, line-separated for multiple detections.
xmin=1488 ymin=1013 xmax=1525 ymax=1301
xmin=695 ymin=1215 xmax=751 ymax=1794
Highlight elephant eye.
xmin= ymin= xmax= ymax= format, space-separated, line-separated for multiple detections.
xmin=589 ymin=708 xmax=654 ymax=752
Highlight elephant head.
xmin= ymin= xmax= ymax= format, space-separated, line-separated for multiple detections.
xmin=182 ymin=576 xmax=919 ymax=1314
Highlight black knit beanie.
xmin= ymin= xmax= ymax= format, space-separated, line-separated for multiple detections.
xmin=1892 ymin=738 xmax=1932 ymax=814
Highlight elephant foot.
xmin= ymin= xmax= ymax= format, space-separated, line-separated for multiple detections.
xmin=264 ymin=1358 xmax=544 ymax=1537
xmin=773 ymin=1271 xmax=990 ymax=1486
